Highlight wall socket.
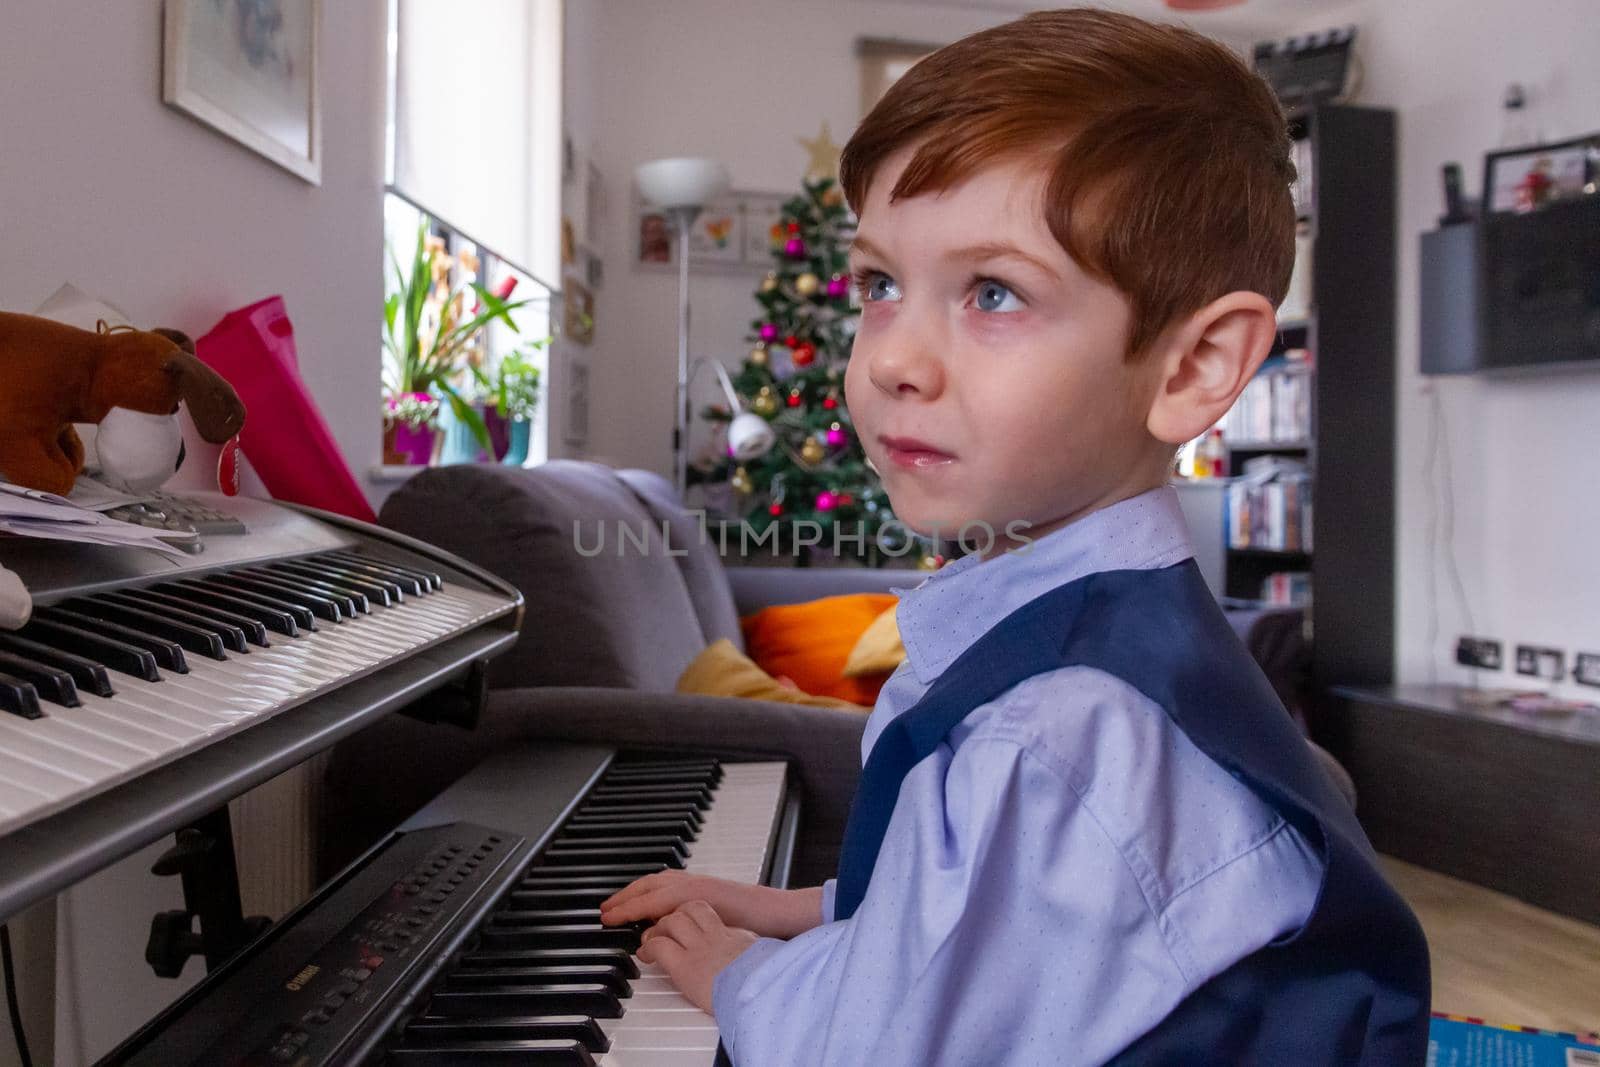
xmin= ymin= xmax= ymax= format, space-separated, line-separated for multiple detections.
xmin=1515 ymin=644 xmax=1566 ymax=682
xmin=1574 ymin=652 xmax=1600 ymax=689
xmin=1455 ymin=636 xmax=1503 ymax=670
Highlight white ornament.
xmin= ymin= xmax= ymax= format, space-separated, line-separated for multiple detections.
xmin=95 ymin=408 xmax=185 ymax=493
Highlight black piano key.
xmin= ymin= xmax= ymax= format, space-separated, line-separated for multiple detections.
xmin=446 ymin=966 xmax=631 ymax=998
xmin=519 ymin=864 xmax=668 ymax=883
xmin=33 ymin=608 xmax=187 ymax=674
xmin=505 ymin=888 xmax=623 ymax=910
xmin=19 ymin=618 xmax=161 ymax=681
xmin=487 ymin=910 xmax=612 ymax=929
xmin=163 ymin=582 xmax=301 ymax=636
xmin=553 ymin=835 xmax=689 ymax=856
xmin=599 ymin=770 xmax=721 ymax=788
xmin=319 ymin=552 xmax=426 ymax=596
xmin=109 ymin=589 xmax=263 ymax=648
xmin=62 ymin=597 xmax=229 ymax=660
xmin=239 ymin=568 xmax=365 ymax=615
xmin=585 ymin=787 xmax=712 ymax=810
xmin=540 ymin=845 xmax=686 ymax=869
xmin=603 ymin=762 xmax=722 ymax=782
xmin=456 ymin=948 xmax=638 ymax=978
xmin=387 ymin=1038 xmax=595 ymax=1066
xmin=326 ymin=550 xmax=442 ymax=592
xmin=609 ymin=757 xmax=721 ymax=774
xmin=270 ymin=560 xmax=396 ymax=605
xmin=186 ymin=579 xmax=317 ymax=631
xmin=571 ymin=803 xmax=702 ymax=827
xmin=558 ymin=818 xmax=698 ymax=840
xmin=0 ymin=650 xmax=78 ymax=707
xmin=475 ymin=924 xmax=642 ymax=952
xmin=0 ymin=672 xmax=44 ymax=720
xmin=212 ymin=574 xmax=344 ymax=621
xmin=428 ymin=983 xmax=623 ymax=1020
xmin=404 ymin=1015 xmax=609 ymax=1053
xmin=0 ymin=633 xmax=114 ymax=697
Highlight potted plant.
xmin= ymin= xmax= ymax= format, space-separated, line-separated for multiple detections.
xmin=477 ymin=342 xmax=546 ymax=464
xmin=381 ymin=391 xmax=441 ymax=465
xmin=382 ymin=220 xmax=539 ymax=463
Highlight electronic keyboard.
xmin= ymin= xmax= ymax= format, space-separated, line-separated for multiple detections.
xmin=99 ymin=743 xmax=798 ymax=1066
xmin=0 ymin=492 xmax=523 ymax=922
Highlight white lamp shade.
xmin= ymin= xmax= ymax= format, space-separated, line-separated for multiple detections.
xmin=635 ymin=157 xmax=730 ymax=210
xmin=727 ymin=412 xmax=777 ymax=462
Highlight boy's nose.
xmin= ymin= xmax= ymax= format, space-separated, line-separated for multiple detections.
xmin=866 ymin=335 xmax=945 ymax=400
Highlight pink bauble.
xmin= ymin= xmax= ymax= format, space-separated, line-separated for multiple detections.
xmin=825 ymin=428 xmax=846 ymax=446
xmin=784 ymin=238 xmax=806 ymax=258
xmin=826 ymin=276 xmax=850 ymax=299
xmin=758 ymin=323 xmax=779 ymax=342
xmin=815 ymin=491 xmax=837 ymax=511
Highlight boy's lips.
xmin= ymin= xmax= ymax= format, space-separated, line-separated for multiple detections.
xmin=879 ymin=435 xmax=956 ymax=469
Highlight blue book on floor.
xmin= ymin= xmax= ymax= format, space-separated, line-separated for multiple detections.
xmin=1429 ymin=1013 xmax=1600 ymax=1066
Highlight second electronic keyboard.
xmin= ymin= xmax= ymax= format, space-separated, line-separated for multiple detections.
xmin=100 ymin=742 xmax=798 ymax=1066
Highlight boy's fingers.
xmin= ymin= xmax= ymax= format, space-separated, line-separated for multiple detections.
xmin=601 ymin=871 xmax=676 ymax=910
xmin=678 ymin=900 xmax=721 ymax=932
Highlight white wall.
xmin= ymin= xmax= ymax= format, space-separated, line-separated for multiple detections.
xmin=0 ymin=3 xmax=387 ymax=1062
xmin=577 ymin=0 xmax=1011 ymax=472
xmin=0 ymin=0 xmax=389 ymax=506
xmin=1279 ymin=0 xmax=1600 ymax=695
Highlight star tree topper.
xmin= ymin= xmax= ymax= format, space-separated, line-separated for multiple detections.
xmin=798 ymin=121 xmax=844 ymax=182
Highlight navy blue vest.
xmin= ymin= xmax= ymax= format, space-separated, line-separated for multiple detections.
xmin=833 ymin=561 xmax=1430 ymax=1064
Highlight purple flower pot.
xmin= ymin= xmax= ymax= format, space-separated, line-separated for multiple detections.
xmin=383 ymin=421 xmax=437 ymax=465
xmin=483 ymin=407 xmax=513 ymax=462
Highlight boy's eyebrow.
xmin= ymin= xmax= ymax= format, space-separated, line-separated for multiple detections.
xmin=849 ymin=234 xmax=1062 ymax=283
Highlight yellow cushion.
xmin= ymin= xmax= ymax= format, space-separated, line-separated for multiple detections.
xmin=740 ymin=593 xmax=899 ymax=705
xmin=842 ymin=604 xmax=905 ymax=678
xmin=676 ymin=638 xmax=870 ymax=711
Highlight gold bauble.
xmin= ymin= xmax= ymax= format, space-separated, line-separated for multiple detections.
xmin=751 ymin=387 xmax=778 ymax=417
xmin=759 ymin=272 xmax=779 ymax=294
xmin=730 ymin=466 xmax=753 ymax=494
xmin=749 ymin=345 xmax=769 ymax=367
xmin=918 ymin=553 xmax=944 ymax=572
xmin=795 ymin=272 xmax=820 ymax=297
xmin=800 ymin=438 xmax=826 ymax=465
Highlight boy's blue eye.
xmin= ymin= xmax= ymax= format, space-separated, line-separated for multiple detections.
xmin=853 ymin=269 xmax=901 ymax=303
xmin=975 ymin=279 xmax=1023 ymax=313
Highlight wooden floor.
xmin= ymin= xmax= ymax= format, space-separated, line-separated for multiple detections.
xmin=1382 ymin=856 xmax=1600 ymax=1035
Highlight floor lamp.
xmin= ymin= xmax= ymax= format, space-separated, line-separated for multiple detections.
xmin=634 ymin=157 xmax=731 ymax=496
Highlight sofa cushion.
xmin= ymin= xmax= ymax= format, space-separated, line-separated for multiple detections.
xmin=615 ymin=468 xmax=743 ymax=651
xmin=678 ymin=638 xmax=871 ymax=710
xmin=378 ymin=460 xmax=706 ymax=691
xmin=741 ymin=593 xmax=900 ymax=706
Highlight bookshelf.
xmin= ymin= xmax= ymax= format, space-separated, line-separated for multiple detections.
xmin=1215 ymin=103 xmax=1397 ymax=690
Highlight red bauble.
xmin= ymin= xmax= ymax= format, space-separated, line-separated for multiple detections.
xmin=793 ymin=342 xmax=816 ymax=366
xmin=839 ymin=493 xmax=854 ymax=506
xmin=786 ymin=391 xmax=803 ymax=407
xmin=768 ymin=503 xmax=783 ymax=516
xmin=784 ymin=335 xmax=798 ymax=348
xmin=786 ymin=221 xmax=801 ymax=235
xmin=821 ymin=396 xmax=837 ymax=409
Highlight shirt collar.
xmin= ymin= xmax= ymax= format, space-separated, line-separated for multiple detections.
xmin=892 ymin=485 xmax=1195 ymax=685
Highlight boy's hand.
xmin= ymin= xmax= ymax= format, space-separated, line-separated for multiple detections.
xmin=636 ymin=901 xmax=758 ymax=1013
xmin=601 ymin=872 xmax=823 ymax=940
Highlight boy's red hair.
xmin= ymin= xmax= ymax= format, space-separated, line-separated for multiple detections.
xmin=839 ymin=8 xmax=1296 ymax=357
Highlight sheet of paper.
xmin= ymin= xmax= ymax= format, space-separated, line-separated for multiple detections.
xmin=0 ymin=480 xmax=195 ymax=557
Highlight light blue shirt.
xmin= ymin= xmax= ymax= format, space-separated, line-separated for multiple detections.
xmin=712 ymin=486 xmax=1324 ymax=1066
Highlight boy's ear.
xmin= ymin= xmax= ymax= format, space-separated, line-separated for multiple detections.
xmin=1145 ymin=292 xmax=1279 ymax=446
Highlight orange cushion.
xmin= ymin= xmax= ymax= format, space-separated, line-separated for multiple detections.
xmin=740 ymin=593 xmax=899 ymax=706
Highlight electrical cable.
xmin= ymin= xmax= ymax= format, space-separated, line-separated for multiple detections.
xmin=0 ymin=923 xmax=33 ymax=1067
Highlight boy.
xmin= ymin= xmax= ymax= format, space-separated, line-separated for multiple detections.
xmin=602 ymin=9 xmax=1431 ymax=1064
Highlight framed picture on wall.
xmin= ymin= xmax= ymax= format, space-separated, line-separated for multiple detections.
xmin=563 ymin=360 xmax=590 ymax=448
xmin=634 ymin=188 xmax=796 ymax=273
xmin=1482 ymin=134 xmax=1598 ymax=214
xmin=563 ymin=277 xmax=595 ymax=346
xmin=162 ymin=0 xmax=322 ymax=184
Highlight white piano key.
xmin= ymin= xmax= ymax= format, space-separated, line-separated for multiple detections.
xmin=0 ymin=576 xmax=515 ymax=836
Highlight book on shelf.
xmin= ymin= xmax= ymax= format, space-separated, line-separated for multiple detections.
xmin=1261 ymin=571 xmax=1311 ymax=606
xmin=1224 ymin=457 xmax=1312 ymax=552
xmin=1428 ymin=1012 xmax=1600 ymax=1066
xmin=1218 ymin=349 xmax=1313 ymax=446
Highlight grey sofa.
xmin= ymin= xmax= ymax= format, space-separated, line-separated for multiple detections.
xmin=319 ymin=460 xmax=911 ymax=885
xmin=319 ymin=459 xmax=1354 ymax=887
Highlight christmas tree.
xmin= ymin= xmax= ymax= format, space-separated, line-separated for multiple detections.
xmin=691 ymin=171 xmax=916 ymax=566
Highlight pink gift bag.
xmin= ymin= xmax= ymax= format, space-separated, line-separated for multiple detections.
xmin=196 ymin=297 xmax=377 ymax=524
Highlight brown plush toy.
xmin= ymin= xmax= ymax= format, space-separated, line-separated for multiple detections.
xmin=0 ymin=311 xmax=247 ymax=496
